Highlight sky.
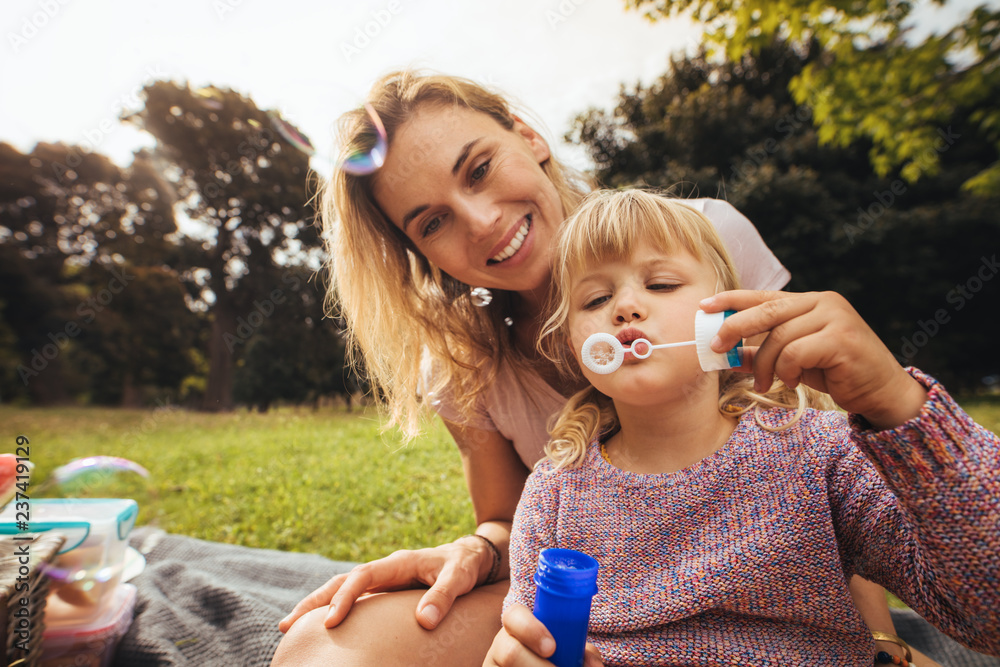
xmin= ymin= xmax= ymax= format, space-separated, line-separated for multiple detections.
xmin=0 ymin=0 xmax=987 ymax=175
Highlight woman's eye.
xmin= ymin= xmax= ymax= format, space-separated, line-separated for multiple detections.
xmin=583 ymin=295 xmax=610 ymax=309
xmin=421 ymin=217 xmax=442 ymax=238
xmin=471 ymin=159 xmax=491 ymax=182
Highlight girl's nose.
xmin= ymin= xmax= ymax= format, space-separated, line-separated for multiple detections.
xmin=613 ymin=288 xmax=645 ymax=324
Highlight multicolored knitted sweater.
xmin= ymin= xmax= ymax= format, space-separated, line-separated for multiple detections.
xmin=504 ymin=369 xmax=1000 ymax=666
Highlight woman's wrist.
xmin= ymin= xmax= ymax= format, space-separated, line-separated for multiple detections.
xmin=459 ymin=533 xmax=501 ymax=586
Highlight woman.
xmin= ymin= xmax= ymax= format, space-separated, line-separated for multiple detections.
xmin=271 ymin=70 xmax=924 ymax=666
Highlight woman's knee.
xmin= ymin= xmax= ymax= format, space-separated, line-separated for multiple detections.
xmin=271 ymin=585 xmax=506 ymax=667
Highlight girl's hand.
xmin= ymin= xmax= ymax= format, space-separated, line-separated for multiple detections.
xmin=279 ymin=536 xmax=493 ymax=633
xmin=484 ymin=604 xmax=605 ymax=667
xmin=702 ymin=290 xmax=928 ymax=430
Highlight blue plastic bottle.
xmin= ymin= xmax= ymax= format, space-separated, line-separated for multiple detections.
xmin=532 ymin=548 xmax=599 ymax=667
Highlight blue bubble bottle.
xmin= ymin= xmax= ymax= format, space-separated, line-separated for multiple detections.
xmin=532 ymin=548 xmax=599 ymax=667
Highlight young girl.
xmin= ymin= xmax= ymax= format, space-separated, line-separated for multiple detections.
xmin=489 ymin=189 xmax=1000 ymax=666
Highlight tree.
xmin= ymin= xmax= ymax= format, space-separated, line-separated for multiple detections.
xmin=0 ymin=142 xmax=193 ymax=404
xmin=568 ymin=44 xmax=999 ymax=388
xmin=126 ymin=82 xmax=322 ymax=411
xmin=624 ymin=0 xmax=1000 ymax=195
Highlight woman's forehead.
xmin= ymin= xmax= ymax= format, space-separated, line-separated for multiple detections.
xmin=372 ymin=105 xmax=504 ymax=223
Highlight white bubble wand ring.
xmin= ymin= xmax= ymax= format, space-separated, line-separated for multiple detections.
xmin=581 ymin=310 xmax=743 ymax=375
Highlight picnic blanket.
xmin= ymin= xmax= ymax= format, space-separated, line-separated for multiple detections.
xmin=111 ymin=527 xmax=1000 ymax=667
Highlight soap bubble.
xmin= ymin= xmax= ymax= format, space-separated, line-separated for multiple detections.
xmin=193 ymin=87 xmax=225 ymax=111
xmin=50 ymin=456 xmax=150 ymax=488
xmin=270 ymin=113 xmax=316 ymax=157
xmin=337 ymin=103 xmax=388 ymax=175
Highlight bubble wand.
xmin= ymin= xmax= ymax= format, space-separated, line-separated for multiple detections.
xmin=581 ymin=310 xmax=743 ymax=375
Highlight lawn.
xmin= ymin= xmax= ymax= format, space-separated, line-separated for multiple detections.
xmin=1 ymin=404 xmax=475 ymax=563
xmin=3 ymin=395 xmax=998 ymax=565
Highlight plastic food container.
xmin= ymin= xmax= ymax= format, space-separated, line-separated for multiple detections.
xmin=40 ymin=582 xmax=137 ymax=667
xmin=0 ymin=499 xmax=138 ymax=619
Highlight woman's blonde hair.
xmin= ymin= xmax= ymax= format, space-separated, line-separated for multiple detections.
xmin=539 ymin=189 xmax=833 ymax=469
xmin=321 ymin=70 xmax=592 ymax=439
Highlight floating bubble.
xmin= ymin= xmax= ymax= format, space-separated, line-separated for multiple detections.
xmin=50 ymin=456 xmax=150 ymax=488
xmin=470 ymin=287 xmax=493 ymax=307
xmin=270 ymin=113 xmax=316 ymax=157
xmin=338 ymin=103 xmax=388 ymax=175
xmin=193 ymin=87 xmax=225 ymax=111
xmin=504 ymin=317 xmax=514 ymax=327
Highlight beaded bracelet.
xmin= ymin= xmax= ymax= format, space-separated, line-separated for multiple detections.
xmin=462 ymin=534 xmax=501 ymax=586
xmin=873 ymin=631 xmax=912 ymax=666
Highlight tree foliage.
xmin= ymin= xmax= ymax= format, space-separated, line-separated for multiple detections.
xmin=568 ymin=43 xmax=999 ymax=388
xmin=125 ymin=82 xmax=321 ymax=411
xmin=625 ymin=0 xmax=1000 ymax=194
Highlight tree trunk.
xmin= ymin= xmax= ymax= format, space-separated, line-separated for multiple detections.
xmin=202 ymin=301 xmax=236 ymax=411
xmin=121 ymin=370 xmax=142 ymax=408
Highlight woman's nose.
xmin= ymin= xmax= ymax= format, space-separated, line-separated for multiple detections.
xmin=456 ymin=197 xmax=500 ymax=241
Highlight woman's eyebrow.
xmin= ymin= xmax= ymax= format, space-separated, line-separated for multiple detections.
xmin=452 ymin=138 xmax=482 ymax=176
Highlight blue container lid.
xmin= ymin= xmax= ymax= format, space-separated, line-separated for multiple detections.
xmin=0 ymin=498 xmax=138 ymax=554
xmin=534 ymin=548 xmax=599 ymax=598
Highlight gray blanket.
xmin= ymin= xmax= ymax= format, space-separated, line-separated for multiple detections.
xmin=111 ymin=528 xmax=1000 ymax=666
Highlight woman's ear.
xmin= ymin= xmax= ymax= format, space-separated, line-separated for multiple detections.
xmin=512 ymin=115 xmax=551 ymax=164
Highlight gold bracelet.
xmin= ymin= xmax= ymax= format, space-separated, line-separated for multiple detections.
xmin=872 ymin=631 xmax=913 ymax=662
xmin=461 ymin=534 xmax=501 ymax=586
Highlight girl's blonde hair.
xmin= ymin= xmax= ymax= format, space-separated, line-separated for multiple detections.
xmin=539 ymin=189 xmax=833 ymax=469
xmin=321 ymin=70 xmax=592 ymax=439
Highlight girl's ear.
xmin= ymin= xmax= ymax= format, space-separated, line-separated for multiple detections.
xmin=511 ymin=115 xmax=551 ymax=165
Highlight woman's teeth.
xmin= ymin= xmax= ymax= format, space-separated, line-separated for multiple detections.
xmin=490 ymin=216 xmax=531 ymax=263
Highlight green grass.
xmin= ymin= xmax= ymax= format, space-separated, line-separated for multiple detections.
xmin=1 ymin=405 xmax=475 ymax=563
xmin=3 ymin=396 xmax=997 ymax=566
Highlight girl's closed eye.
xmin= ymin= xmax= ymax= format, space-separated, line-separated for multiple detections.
xmin=648 ymin=282 xmax=682 ymax=292
xmin=583 ymin=294 xmax=611 ymax=310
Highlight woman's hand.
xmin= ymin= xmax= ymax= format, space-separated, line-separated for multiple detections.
xmin=279 ymin=536 xmax=493 ymax=633
xmin=484 ymin=604 xmax=604 ymax=667
xmin=702 ymin=290 xmax=928 ymax=430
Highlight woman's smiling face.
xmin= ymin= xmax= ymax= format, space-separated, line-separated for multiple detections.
xmin=372 ymin=104 xmax=565 ymax=296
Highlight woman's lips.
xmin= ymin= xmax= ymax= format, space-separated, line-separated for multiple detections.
xmin=487 ymin=214 xmax=532 ymax=265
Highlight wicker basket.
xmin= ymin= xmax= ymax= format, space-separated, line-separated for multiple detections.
xmin=0 ymin=533 xmax=65 ymax=667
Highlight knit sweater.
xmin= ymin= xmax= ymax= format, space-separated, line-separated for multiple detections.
xmin=504 ymin=369 xmax=1000 ymax=666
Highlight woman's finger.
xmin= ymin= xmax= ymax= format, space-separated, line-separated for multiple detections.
xmin=278 ymin=573 xmax=348 ymax=633
xmin=415 ymin=560 xmax=479 ymax=629
xmin=324 ymin=553 xmax=423 ymax=627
